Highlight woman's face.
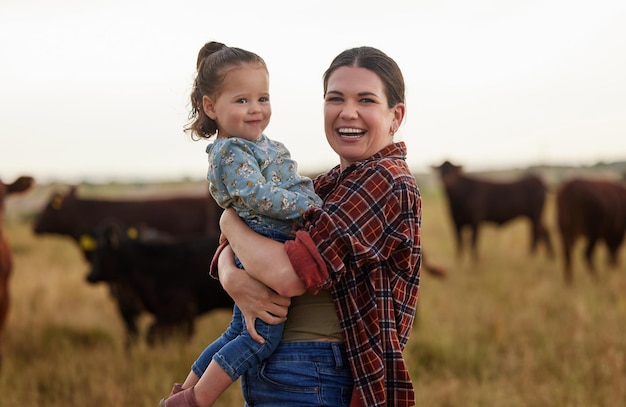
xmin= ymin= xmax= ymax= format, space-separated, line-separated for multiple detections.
xmin=324 ymin=66 xmax=405 ymax=170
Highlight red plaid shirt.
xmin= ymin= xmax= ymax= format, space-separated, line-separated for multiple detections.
xmin=285 ymin=142 xmax=421 ymax=406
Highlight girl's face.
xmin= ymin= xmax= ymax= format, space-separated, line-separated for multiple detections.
xmin=202 ymin=64 xmax=271 ymax=141
xmin=324 ymin=66 xmax=405 ymax=170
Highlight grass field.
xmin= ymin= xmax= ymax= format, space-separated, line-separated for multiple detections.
xmin=1 ymin=181 xmax=625 ymax=406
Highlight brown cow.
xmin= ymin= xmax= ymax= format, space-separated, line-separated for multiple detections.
xmin=432 ymin=161 xmax=553 ymax=260
xmin=34 ymin=186 xmax=221 ymax=241
xmin=33 ymin=186 xmax=223 ymax=347
xmin=0 ymin=176 xmax=35 ymax=368
xmin=556 ymin=178 xmax=626 ymax=284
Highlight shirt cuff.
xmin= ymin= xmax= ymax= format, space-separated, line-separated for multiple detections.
xmin=209 ymin=240 xmax=230 ymax=279
xmin=284 ymin=230 xmax=328 ymax=293
xmin=350 ymin=387 xmax=362 ymax=407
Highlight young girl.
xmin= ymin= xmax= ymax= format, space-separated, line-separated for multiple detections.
xmin=160 ymin=41 xmax=321 ymax=407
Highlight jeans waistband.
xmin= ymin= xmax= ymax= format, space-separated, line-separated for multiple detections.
xmin=271 ymin=341 xmax=348 ymax=368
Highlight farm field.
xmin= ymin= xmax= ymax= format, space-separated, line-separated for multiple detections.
xmin=1 ymin=180 xmax=626 ymax=406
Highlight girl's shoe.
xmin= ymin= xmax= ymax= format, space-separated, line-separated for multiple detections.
xmin=169 ymin=383 xmax=183 ymax=397
xmin=160 ymin=386 xmax=200 ymax=407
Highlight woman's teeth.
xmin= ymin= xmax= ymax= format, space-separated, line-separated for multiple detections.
xmin=338 ymin=128 xmax=365 ymax=137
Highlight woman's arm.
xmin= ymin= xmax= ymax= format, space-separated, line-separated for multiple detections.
xmin=219 ymin=208 xmax=307 ymax=297
xmin=217 ymin=245 xmax=291 ymax=343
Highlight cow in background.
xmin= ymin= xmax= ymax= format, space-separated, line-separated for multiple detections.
xmin=0 ymin=176 xmax=35 ymax=368
xmin=432 ymin=161 xmax=553 ymax=261
xmin=556 ymin=178 xmax=626 ymax=284
xmin=33 ymin=186 xmax=223 ymax=347
xmin=34 ymin=186 xmax=221 ymax=242
xmin=84 ymin=221 xmax=233 ymax=344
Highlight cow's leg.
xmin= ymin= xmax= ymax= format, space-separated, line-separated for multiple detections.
xmin=0 ymin=284 xmax=8 ymax=369
xmin=469 ymin=225 xmax=480 ymax=261
xmin=608 ymin=249 xmax=619 ymax=269
xmin=541 ymin=222 xmax=555 ymax=258
xmin=454 ymin=225 xmax=464 ymax=259
xmin=117 ymin=301 xmax=141 ymax=348
xmin=560 ymin=235 xmax=574 ymax=285
xmin=606 ymin=237 xmax=622 ymax=269
xmin=530 ymin=219 xmax=553 ymax=256
xmin=583 ymin=238 xmax=599 ymax=280
xmin=147 ymin=320 xmax=194 ymax=346
xmin=146 ymin=321 xmax=177 ymax=346
xmin=0 ymin=239 xmax=11 ymax=370
xmin=529 ymin=220 xmax=540 ymax=254
xmin=146 ymin=321 xmax=162 ymax=346
xmin=109 ymin=283 xmax=143 ymax=348
xmin=0 ymin=295 xmax=6 ymax=369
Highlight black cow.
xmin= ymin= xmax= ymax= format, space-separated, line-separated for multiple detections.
xmin=33 ymin=186 xmax=223 ymax=346
xmin=556 ymin=178 xmax=626 ymax=284
xmin=1 ymin=176 xmax=34 ymax=368
xmin=432 ymin=161 xmax=553 ymax=260
xmin=85 ymin=222 xmax=234 ymax=345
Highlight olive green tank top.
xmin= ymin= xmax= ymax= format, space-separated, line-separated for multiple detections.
xmin=282 ymin=289 xmax=344 ymax=342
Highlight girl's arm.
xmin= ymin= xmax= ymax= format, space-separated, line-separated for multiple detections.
xmin=219 ymin=208 xmax=307 ymax=297
xmin=217 ymin=245 xmax=291 ymax=343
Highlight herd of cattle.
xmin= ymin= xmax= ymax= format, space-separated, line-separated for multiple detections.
xmin=431 ymin=161 xmax=626 ymax=284
xmin=32 ymin=187 xmax=231 ymax=348
xmin=1 ymin=162 xmax=626 ymax=357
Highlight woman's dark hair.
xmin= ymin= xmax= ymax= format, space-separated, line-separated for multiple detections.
xmin=185 ymin=41 xmax=268 ymax=139
xmin=322 ymin=46 xmax=405 ymax=109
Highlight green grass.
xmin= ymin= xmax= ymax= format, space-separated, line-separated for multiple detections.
xmin=2 ymin=184 xmax=625 ymax=406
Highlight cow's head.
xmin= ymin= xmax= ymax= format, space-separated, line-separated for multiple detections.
xmin=431 ymin=161 xmax=463 ymax=188
xmin=1 ymin=176 xmax=35 ymax=204
xmin=1 ymin=176 xmax=35 ymax=228
xmin=85 ymin=221 xmax=141 ymax=284
xmin=33 ymin=186 xmax=79 ymax=236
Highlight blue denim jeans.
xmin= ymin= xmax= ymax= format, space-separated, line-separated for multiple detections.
xmin=191 ymin=226 xmax=291 ymax=381
xmin=241 ymin=341 xmax=353 ymax=406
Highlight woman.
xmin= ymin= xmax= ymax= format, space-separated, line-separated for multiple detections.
xmin=214 ymin=46 xmax=421 ymax=407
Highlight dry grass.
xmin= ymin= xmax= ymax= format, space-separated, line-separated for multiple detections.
xmin=2 ymin=183 xmax=626 ymax=406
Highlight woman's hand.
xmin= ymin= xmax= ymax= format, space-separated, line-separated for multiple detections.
xmin=219 ymin=208 xmax=241 ymax=241
xmin=219 ymin=207 xmax=307 ymax=297
xmin=217 ymin=245 xmax=291 ymax=343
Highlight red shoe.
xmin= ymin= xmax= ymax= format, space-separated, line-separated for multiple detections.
xmin=169 ymin=383 xmax=183 ymax=397
xmin=160 ymin=386 xmax=200 ymax=407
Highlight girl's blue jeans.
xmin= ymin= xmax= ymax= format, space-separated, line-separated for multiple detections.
xmin=191 ymin=226 xmax=290 ymax=381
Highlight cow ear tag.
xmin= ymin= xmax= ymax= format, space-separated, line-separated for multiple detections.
xmin=79 ymin=234 xmax=96 ymax=252
xmin=127 ymin=227 xmax=139 ymax=240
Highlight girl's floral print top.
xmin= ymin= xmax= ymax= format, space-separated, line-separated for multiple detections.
xmin=206 ymin=134 xmax=322 ymax=235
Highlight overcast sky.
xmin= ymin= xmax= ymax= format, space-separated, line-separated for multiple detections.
xmin=2 ymin=0 xmax=625 ymax=183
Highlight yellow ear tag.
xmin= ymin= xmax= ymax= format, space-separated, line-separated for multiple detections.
xmin=79 ymin=234 xmax=97 ymax=251
xmin=127 ymin=227 xmax=139 ymax=240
